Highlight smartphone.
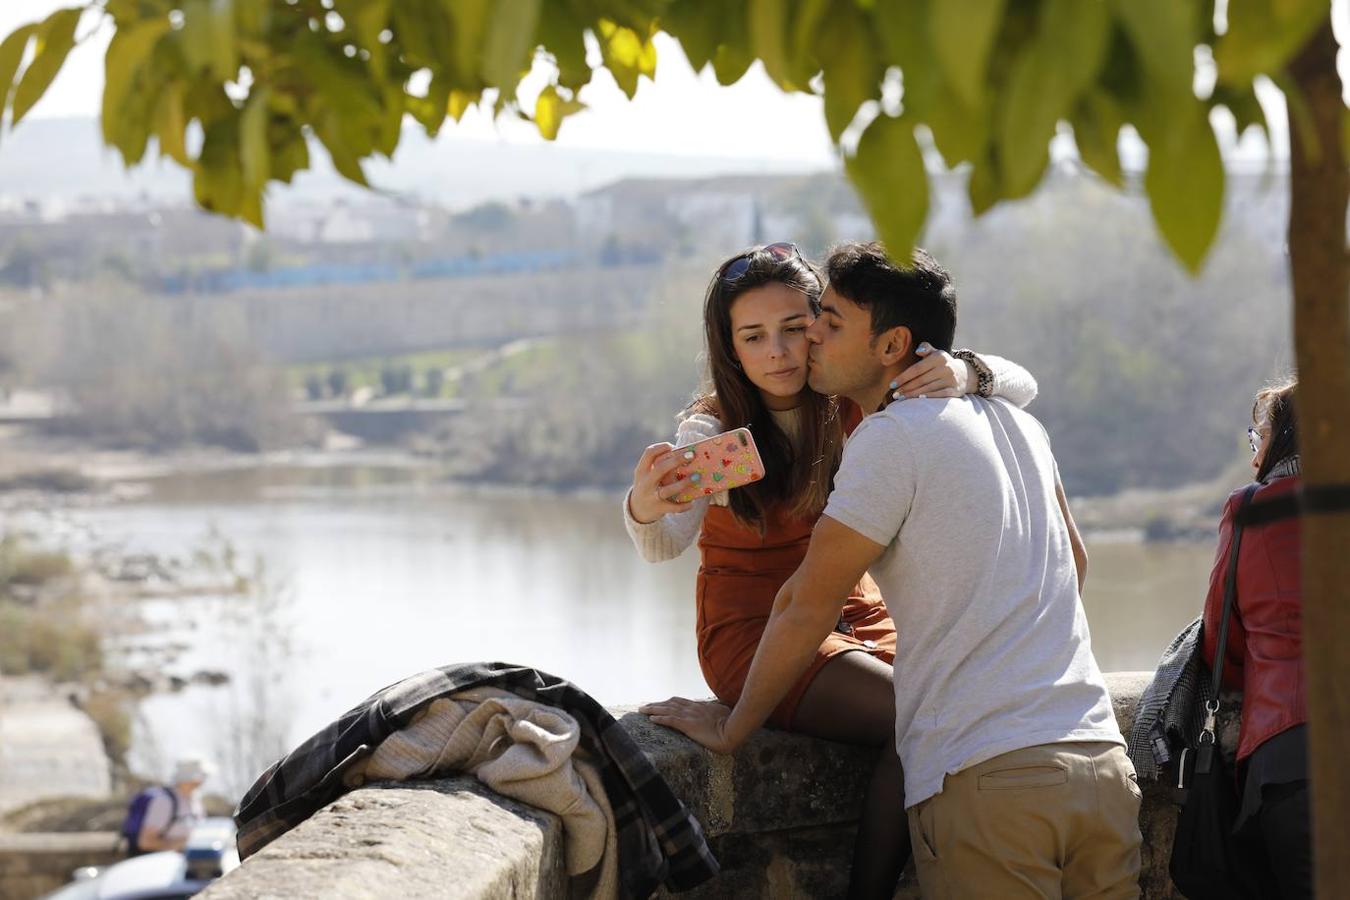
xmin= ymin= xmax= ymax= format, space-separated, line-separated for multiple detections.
xmin=667 ymin=427 xmax=765 ymax=504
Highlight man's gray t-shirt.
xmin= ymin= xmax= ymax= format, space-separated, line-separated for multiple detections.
xmin=823 ymin=396 xmax=1122 ymax=808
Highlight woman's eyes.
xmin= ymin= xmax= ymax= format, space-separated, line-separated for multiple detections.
xmin=743 ymin=326 xmax=805 ymax=343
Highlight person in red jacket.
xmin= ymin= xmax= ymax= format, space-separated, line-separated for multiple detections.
xmin=1202 ymin=378 xmax=1308 ymax=899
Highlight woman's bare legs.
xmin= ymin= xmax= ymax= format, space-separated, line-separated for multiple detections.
xmin=791 ymin=650 xmax=909 ymax=900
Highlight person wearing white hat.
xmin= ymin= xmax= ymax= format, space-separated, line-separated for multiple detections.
xmin=135 ymin=754 xmax=214 ymax=853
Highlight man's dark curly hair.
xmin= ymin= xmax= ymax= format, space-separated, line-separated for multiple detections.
xmin=824 ymin=242 xmax=957 ymax=351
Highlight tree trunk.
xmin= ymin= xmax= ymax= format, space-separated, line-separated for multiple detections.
xmin=1285 ymin=22 xmax=1350 ymax=898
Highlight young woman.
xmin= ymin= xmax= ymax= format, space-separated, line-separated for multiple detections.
xmin=1202 ymin=379 xmax=1309 ymax=898
xmin=627 ymin=242 xmax=1037 ymax=898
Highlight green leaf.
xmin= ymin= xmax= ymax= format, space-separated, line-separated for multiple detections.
xmin=207 ymin=0 xmax=238 ymax=81
xmin=844 ymin=113 xmax=929 ymax=257
xmin=537 ymin=1 xmax=591 ymax=90
xmin=407 ymin=72 xmax=450 ymax=135
xmin=598 ymin=19 xmax=656 ymax=99
xmin=390 ymin=0 xmax=444 ymax=69
xmin=0 ymin=24 xmax=36 ymax=132
xmin=1040 ymin=0 xmax=1110 ymax=92
xmin=816 ymin=3 xmax=881 ymax=142
xmin=1070 ymin=90 xmax=1125 ymax=187
xmin=337 ymin=0 xmax=390 ymax=47
xmin=269 ymin=125 xmax=309 ymax=184
xmin=924 ymin=80 xmax=986 ymax=166
xmin=376 ymin=82 xmax=404 ymax=155
xmin=788 ymin=0 xmax=830 ymax=86
xmin=996 ymin=0 xmax=1109 ymax=196
xmin=483 ymin=0 xmax=541 ymax=89
xmin=749 ymin=0 xmax=795 ymax=89
xmin=10 ymin=7 xmax=82 ymax=126
xmin=1112 ymin=0 xmax=1198 ymax=101
xmin=232 ymin=0 xmax=270 ymax=37
xmin=533 ymin=83 xmax=585 ymax=140
xmin=872 ymin=0 xmax=937 ymax=118
xmin=1211 ymin=82 xmax=1268 ymax=141
xmin=996 ymin=51 xmax=1057 ymax=196
xmin=102 ymin=16 xmax=172 ymax=154
xmin=1142 ymin=109 xmax=1225 ymax=273
xmin=967 ymin=155 xmax=1001 ymax=215
xmin=662 ymin=0 xmax=717 ymax=71
xmin=180 ymin=0 xmax=214 ymax=74
xmin=240 ymin=86 xmax=271 ymax=190
xmin=929 ymin=0 xmax=1005 ymax=111
xmin=315 ymin=110 xmax=369 ymax=187
xmin=293 ymin=32 xmax=384 ymax=132
xmin=447 ymin=0 xmax=491 ymax=87
xmin=1216 ymin=0 xmax=1326 ymax=85
xmin=194 ymin=116 xmax=244 ymax=219
xmin=336 ymin=0 xmax=391 ymax=77
xmin=153 ymin=79 xmax=190 ymax=165
xmin=703 ymin=0 xmax=754 ymax=85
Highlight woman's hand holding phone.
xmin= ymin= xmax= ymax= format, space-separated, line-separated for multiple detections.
xmin=628 ymin=443 xmax=696 ymax=524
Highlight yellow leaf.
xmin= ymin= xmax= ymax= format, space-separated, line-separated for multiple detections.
xmin=533 ymin=84 xmax=584 ymax=140
xmin=11 ymin=7 xmax=82 ymax=125
xmin=598 ymin=19 xmax=656 ymax=99
xmin=448 ymin=89 xmax=479 ymax=122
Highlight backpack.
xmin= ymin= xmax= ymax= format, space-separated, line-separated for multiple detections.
xmin=119 ymin=785 xmax=179 ymax=856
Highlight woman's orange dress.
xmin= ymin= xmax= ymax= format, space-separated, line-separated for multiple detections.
xmin=694 ymin=405 xmax=896 ymax=729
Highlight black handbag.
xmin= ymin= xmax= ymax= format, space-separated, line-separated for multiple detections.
xmin=1168 ymin=484 xmax=1266 ymax=899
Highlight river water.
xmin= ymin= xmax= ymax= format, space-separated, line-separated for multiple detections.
xmin=67 ymin=465 xmax=1216 ymax=797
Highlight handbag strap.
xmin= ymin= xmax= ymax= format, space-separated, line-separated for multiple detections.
xmin=1207 ymin=484 xmax=1260 ymax=716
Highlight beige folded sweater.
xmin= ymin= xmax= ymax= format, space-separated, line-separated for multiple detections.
xmin=361 ymin=687 xmax=619 ymax=900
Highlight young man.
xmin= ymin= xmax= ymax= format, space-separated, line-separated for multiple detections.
xmin=645 ymin=243 xmax=1141 ymax=898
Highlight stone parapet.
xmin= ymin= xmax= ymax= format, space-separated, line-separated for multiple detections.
xmin=200 ymin=671 xmax=1200 ymax=899
xmin=0 ymin=831 xmax=121 ymax=900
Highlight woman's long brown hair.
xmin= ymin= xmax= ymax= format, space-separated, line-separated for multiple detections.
xmin=1254 ymin=378 xmax=1298 ymax=482
xmin=690 ymin=247 xmax=843 ymax=528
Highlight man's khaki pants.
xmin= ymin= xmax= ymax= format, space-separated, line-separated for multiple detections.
xmin=906 ymin=741 xmax=1143 ymax=899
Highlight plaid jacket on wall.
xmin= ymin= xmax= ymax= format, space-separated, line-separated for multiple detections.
xmin=234 ymin=662 xmax=719 ymax=898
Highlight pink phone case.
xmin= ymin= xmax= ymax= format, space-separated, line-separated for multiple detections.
xmin=668 ymin=427 xmax=766 ymax=504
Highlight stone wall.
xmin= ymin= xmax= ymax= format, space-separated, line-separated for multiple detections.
xmin=0 ymin=832 xmax=121 ymax=900
xmin=201 ymin=671 xmax=1197 ymax=899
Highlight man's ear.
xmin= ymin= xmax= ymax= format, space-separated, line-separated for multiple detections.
xmin=876 ymin=326 xmax=914 ymax=366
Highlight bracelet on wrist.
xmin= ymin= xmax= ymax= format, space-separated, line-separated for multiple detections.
xmin=952 ymin=349 xmax=995 ymax=397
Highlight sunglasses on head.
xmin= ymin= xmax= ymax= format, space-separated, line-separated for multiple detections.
xmin=722 ymin=241 xmax=803 ymax=284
